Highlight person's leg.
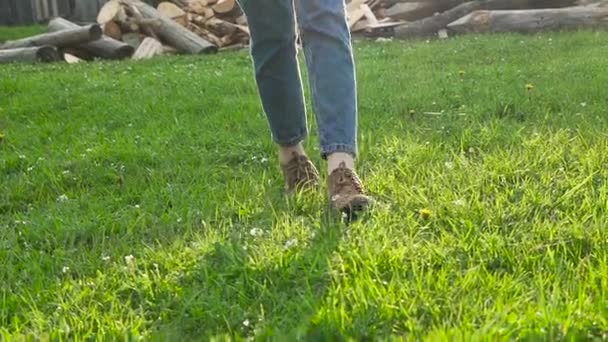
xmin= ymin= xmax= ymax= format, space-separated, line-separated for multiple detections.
xmin=238 ymin=0 xmax=319 ymax=192
xmin=295 ymin=0 xmax=372 ymax=216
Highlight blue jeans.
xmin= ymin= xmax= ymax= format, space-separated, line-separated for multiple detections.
xmin=237 ymin=0 xmax=358 ymax=159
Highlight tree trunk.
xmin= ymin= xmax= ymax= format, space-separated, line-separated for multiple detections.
xmin=127 ymin=0 xmax=218 ymax=54
xmin=0 ymin=25 xmax=102 ymax=49
xmin=47 ymin=17 xmax=134 ymax=60
xmin=447 ymin=5 xmax=608 ymax=33
xmin=0 ymin=46 xmax=60 ymax=64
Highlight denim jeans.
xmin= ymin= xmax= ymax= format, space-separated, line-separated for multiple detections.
xmin=237 ymin=0 xmax=358 ymax=159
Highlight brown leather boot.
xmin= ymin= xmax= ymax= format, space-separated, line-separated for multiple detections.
xmin=280 ymin=152 xmax=320 ymax=194
xmin=328 ymin=162 xmax=373 ymax=218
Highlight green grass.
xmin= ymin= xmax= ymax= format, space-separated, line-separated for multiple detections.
xmin=1 ymin=29 xmax=608 ymax=340
xmin=0 ymin=25 xmax=46 ymax=43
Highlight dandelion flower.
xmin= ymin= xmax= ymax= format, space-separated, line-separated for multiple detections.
xmin=419 ymin=208 xmax=432 ymax=219
xmin=0 ymin=132 xmax=4 ymax=142
xmin=525 ymin=83 xmax=534 ymax=91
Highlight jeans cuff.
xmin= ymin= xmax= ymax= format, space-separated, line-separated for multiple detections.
xmin=274 ymin=130 xmax=308 ymax=147
xmin=321 ymin=143 xmax=357 ymax=160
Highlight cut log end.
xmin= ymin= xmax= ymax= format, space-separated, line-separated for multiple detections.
xmin=0 ymin=45 xmax=61 ymax=64
xmin=37 ymin=45 xmax=61 ymax=62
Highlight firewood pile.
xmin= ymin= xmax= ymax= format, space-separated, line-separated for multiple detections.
xmin=1 ymin=0 xmax=607 ymax=65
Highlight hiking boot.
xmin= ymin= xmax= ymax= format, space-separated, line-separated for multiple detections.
xmin=280 ymin=152 xmax=320 ymax=194
xmin=328 ymin=162 xmax=373 ymax=218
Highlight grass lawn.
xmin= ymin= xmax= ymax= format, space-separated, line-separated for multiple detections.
xmin=1 ymin=26 xmax=608 ymax=340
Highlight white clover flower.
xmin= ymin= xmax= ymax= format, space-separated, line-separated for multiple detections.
xmin=249 ymin=228 xmax=263 ymax=237
xmin=125 ymin=255 xmax=135 ymax=264
xmin=453 ymin=199 xmax=466 ymax=207
xmin=57 ymin=194 xmax=68 ymax=202
xmin=284 ymin=239 xmax=298 ymax=250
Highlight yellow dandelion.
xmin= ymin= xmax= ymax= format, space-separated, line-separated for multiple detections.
xmin=0 ymin=132 xmax=4 ymax=141
xmin=525 ymin=83 xmax=534 ymax=91
xmin=419 ymin=208 xmax=432 ymax=219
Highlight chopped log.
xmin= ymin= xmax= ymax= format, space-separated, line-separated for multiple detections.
xmin=0 ymin=46 xmax=60 ymax=64
xmin=127 ymin=0 xmax=217 ymax=53
xmin=0 ymin=25 xmax=102 ymax=49
xmin=121 ymin=32 xmax=146 ymax=49
xmin=189 ymin=0 xmax=210 ymax=14
xmin=385 ymin=0 xmax=463 ymax=21
xmin=64 ymin=53 xmax=84 ymax=63
xmin=132 ymin=37 xmax=164 ymax=59
xmin=352 ymin=19 xmax=370 ymax=32
xmin=97 ymin=0 xmax=122 ymax=24
xmin=212 ymin=0 xmax=236 ymax=14
xmin=157 ymin=2 xmax=186 ymax=18
xmin=348 ymin=4 xmax=368 ymax=28
xmin=206 ymin=17 xmax=237 ymax=36
xmin=103 ymin=20 xmax=122 ymax=40
xmin=235 ymin=15 xmax=247 ymax=25
xmin=123 ymin=2 xmax=159 ymax=39
xmin=362 ymin=4 xmax=379 ymax=25
xmin=346 ymin=0 xmax=366 ymax=27
xmin=48 ymin=17 xmax=134 ymax=59
xmin=59 ymin=47 xmax=93 ymax=60
xmin=447 ymin=6 xmax=608 ymax=33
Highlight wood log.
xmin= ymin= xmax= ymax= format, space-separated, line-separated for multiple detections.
xmin=123 ymin=2 xmax=159 ymax=40
xmin=132 ymin=37 xmax=164 ymax=59
xmin=348 ymin=4 xmax=369 ymax=28
xmin=0 ymin=25 xmax=102 ymax=49
xmin=127 ymin=0 xmax=218 ymax=54
xmin=382 ymin=0 xmax=575 ymax=7
xmin=48 ymin=17 xmax=134 ymax=59
xmin=447 ymin=5 xmax=608 ymax=33
xmin=121 ymin=32 xmax=146 ymax=49
xmin=385 ymin=0 xmax=463 ymax=21
xmin=212 ymin=0 xmax=236 ymax=14
xmin=395 ymin=1 xmax=484 ymax=37
xmin=97 ymin=0 xmax=122 ymax=24
xmin=0 ymin=46 xmax=60 ymax=64
xmin=362 ymin=4 xmax=379 ymax=25
xmin=393 ymin=0 xmax=583 ymax=38
xmin=64 ymin=53 xmax=84 ymax=64
xmin=157 ymin=2 xmax=186 ymax=18
xmin=103 ymin=20 xmax=122 ymax=40
xmin=189 ymin=0 xmax=210 ymax=14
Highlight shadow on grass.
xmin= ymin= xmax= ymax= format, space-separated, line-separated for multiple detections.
xmin=154 ymin=204 xmax=348 ymax=340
